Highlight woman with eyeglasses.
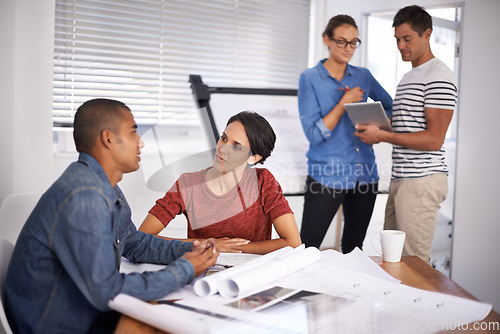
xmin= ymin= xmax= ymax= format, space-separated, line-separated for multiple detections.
xmin=298 ymin=14 xmax=392 ymax=253
xmin=139 ymin=111 xmax=302 ymax=254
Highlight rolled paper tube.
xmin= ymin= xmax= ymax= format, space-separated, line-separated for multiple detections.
xmin=194 ymin=245 xmax=297 ymax=297
xmin=218 ymin=247 xmax=320 ymax=299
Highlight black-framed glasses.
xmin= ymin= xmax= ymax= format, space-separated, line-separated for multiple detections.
xmin=330 ymin=38 xmax=361 ymax=49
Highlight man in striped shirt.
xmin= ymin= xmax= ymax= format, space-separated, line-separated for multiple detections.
xmin=355 ymin=5 xmax=458 ymax=262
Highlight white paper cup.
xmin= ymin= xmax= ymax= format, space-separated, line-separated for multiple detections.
xmin=372 ymin=230 xmax=406 ymax=262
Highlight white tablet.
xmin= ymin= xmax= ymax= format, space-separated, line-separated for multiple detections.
xmin=344 ymin=101 xmax=392 ymax=131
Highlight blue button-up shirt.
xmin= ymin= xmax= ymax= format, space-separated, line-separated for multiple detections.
xmin=298 ymin=59 xmax=393 ymax=189
xmin=5 ymin=153 xmax=195 ymax=334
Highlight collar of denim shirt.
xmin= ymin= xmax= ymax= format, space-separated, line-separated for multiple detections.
xmin=77 ymin=152 xmax=122 ymax=206
xmin=317 ymin=58 xmax=354 ymax=81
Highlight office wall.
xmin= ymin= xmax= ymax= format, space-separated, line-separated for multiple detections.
xmin=449 ymin=0 xmax=500 ymax=312
xmin=0 ymin=0 xmax=16 ymax=200
xmin=0 ymin=0 xmax=55 ymax=202
xmin=1 ymin=0 xmax=499 ymax=311
xmin=317 ymin=0 xmax=500 ymax=310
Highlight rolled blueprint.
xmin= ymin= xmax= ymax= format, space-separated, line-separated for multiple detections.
xmin=218 ymin=247 xmax=320 ymax=299
xmin=194 ymin=245 xmax=298 ymax=297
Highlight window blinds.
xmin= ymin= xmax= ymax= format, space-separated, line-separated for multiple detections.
xmin=53 ymin=0 xmax=310 ymax=126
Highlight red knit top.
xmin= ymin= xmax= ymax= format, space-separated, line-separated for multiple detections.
xmin=149 ymin=167 xmax=293 ymax=241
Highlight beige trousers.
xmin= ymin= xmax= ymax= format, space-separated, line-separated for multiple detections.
xmin=384 ymin=173 xmax=448 ymax=262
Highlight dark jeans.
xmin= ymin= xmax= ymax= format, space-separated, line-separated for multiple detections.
xmin=300 ymin=176 xmax=378 ymax=253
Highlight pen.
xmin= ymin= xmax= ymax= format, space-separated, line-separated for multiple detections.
xmin=338 ymin=87 xmax=349 ymax=91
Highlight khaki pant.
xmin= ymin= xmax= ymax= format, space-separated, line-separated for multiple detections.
xmin=384 ymin=173 xmax=448 ymax=262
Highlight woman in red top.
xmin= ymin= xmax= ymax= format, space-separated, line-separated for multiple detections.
xmin=139 ymin=111 xmax=302 ymax=254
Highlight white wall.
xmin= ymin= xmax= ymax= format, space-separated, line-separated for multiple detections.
xmin=0 ymin=0 xmax=56 ymax=202
xmin=450 ymin=0 xmax=500 ymax=312
xmin=1 ymin=0 xmax=499 ymax=312
xmin=316 ymin=0 xmax=500 ymax=311
xmin=0 ymin=0 xmax=15 ymax=199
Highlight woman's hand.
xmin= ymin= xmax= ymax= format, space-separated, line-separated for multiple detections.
xmin=340 ymin=86 xmax=364 ymax=105
xmin=216 ymin=237 xmax=250 ymax=253
xmin=324 ymin=86 xmax=365 ymax=131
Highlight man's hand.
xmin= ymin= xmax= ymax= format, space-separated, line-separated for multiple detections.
xmin=191 ymin=238 xmax=218 ymax=252
xmin=354 ymin=124 xmax=385 ymax=144
xmin=216 ymin=237 xmax=250 ymax=253
xmin=183 ymin=238 xmax=219 ymax=277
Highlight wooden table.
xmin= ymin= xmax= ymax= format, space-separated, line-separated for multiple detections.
xmin=373 ymin=256 xmax=500 ymax=333
xmin=114 ymin=256 xmax=500 ymax=334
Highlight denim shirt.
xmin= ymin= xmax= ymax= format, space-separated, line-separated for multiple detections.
xmin=298 ymin=60 xmax=393 ymax=189
xmin=5 ymin=153 xmax=194 ymax=334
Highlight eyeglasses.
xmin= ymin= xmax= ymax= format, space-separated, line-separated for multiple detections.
xmin=330 ymin=38 xmax=361 ymax=49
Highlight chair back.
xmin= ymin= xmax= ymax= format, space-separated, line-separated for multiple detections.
xmin=0 ymin=237 xmax=14 ymax=334
xmin=0 ymin=192 xmax=41 ymax=245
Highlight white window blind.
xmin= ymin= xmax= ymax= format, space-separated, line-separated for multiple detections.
xmin=53 ymin=0 xmax=310 ymax=127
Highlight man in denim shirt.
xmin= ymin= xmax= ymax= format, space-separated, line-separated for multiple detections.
xmin=5 ymin=98 xmax=219 ymax=333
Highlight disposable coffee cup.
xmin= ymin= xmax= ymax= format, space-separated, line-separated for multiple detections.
xmin=372 ymin=230 xmax=406 ymax=262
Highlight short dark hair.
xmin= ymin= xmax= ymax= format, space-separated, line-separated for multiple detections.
xmin=226 ymin=111 xmax=276 ymax=164
xmin=73 ymin=98 xmax=130 ymax=153
xmin=322 ymin=14 xmax=358 ymax=39
xmin=393 ymin=5 xmax=433 ymax=36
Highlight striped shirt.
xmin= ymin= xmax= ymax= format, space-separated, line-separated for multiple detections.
xmin=391 ymin=58 xmax=458 ymax=179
